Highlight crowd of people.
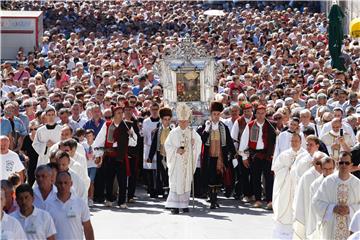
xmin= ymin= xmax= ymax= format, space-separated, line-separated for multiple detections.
xmin=1 ymin=1 xmax=360 ymax=239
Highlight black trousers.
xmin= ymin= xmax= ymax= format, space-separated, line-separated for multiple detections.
xmin=27 ymin=157 xmax=38 ymax=187
xmin=105 ymin=158 xmax=127 ymax=205
xmin=127 ymin=155 xmax=137 ymax=200
xmin=93 ymin=157 xmax=108 ymax=202
xmin=235 ymin=156 xmax=253 ymax=197
xmin=250 ymin=157 xmax=273 ymax=202
xmin=206 ymin=157 xmax=222 ymax=187
xmin=156 ymin=157 xmax=169 ymax=194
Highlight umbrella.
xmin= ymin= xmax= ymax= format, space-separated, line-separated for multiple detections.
xmin=328 ymin=4 xmax=346 ymax=71
xmin=203 ymin=9 xmax=225 ymax=17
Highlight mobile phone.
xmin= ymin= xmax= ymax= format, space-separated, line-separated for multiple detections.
xmin=340 ymin=129 xmax=343 ymax=137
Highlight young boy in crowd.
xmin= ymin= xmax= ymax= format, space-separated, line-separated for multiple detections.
xmin=82 ymin=129 xmax=101 ymax=207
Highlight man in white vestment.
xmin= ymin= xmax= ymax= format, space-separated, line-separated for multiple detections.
xmin=293 ymin=151 xmax=327 ymax=239
xmin=272 ymin=133 xmax=307 ymax=239
xmin=164 ymin=103 xmax=202 ymax=214
xmin=273 ymin=117 xmax=305 ymax=161
xmin=33 ymin=107 xmax=62 ymax=167
xmin=312 ymin=151 xmax=360 ymax=240
xmin=307 ymin=156 xmax=335 ymax=239
xmin=321 ymin=118 xmax=355 ymax=161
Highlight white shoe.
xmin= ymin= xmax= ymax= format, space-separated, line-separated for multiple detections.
xmin=105 ymin=200 xmax=114 ymax=207
xmin=88 ymin=199 xmax=94 ymax=207
xmin=119 ymin=203 xmax=128 ymax=209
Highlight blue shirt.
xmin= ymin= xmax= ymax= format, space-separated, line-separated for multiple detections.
xmin=83 ymin=119 xmax=105 ymax=137
xmin=0 ymin=117 xmax=12 ymax=136
xmin=6 ymin=116 xmax=27 ymax=136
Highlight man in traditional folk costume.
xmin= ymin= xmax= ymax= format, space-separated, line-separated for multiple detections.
xmin=293 ymin=151 xmax=327 ymax=240
xmin=312 ymin=151 xmax=360 ymax=240
xmin=93 ymin=106 xmax=137 ymax=208
xmin=307 ymin=156 xmax=335 ymax=239
xmin=164 ymin=103 xmax=202 ymax=214
xmin=198 ymin=101 xmax=236 ymax=209
xmin=147 ymin=107 xmax=173 ymax=198
xmin=238 ymin=105 xmax=277 ymax=209
xmin=231 ymin=102 xmax=253 ymax=202
xmin=272 ymin=133 xmax=307 ymax=239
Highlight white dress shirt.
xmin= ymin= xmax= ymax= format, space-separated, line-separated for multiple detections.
xmin=11 ymin=207 xmax=56 ymax=240
xmin=46 ymin=194 xmax=90 ymax=240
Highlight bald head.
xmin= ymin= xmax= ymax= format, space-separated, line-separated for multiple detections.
xmin=0 ymin=136 xmax=10 ymax=154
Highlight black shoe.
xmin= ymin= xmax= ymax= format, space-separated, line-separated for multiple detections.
xmin=171 ymin=208 xmax=179 ymax=214
xmin=182 ymin=208 xmax=189 ymax=213
xmin=210 ymin=204 xmax=216 ymax=209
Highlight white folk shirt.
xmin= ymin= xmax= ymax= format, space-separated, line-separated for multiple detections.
xmin=238 ymin=121 xmax=264 ymax=160
xmin=11 ymin=207 xmax=56 ymax=240
xmin=230 ymin=117 xmax=251 ymax=149
xmin=46 ymin=194 xmax=90 ymax=240
xmin=293 ymin=167 xmax=321 ymax=239
xmin=0 ymin=212 xmax=27 ymax=240
xmin=92 ymin=122 xmax=138 ymax=157
xmin=0 ymin=150 xmax=25 ymax=180
xmin=33 ymin=185 xmax=57 ymax=210
xmin=312 ymin=173 xmax=360 ymax=240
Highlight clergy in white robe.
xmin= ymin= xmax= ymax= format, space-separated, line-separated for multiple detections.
xmin=312 ymin=152 xmax=360 ymax=240
xmin=272 ymin=133 xmax=306 ymax=239
xmin=32 ymin=108 xmax=62 ymax=167
xmin=293 ymin=135 xmax=324 ymax=184
xmin=293 ymin=152 xmax=326 ymax=239
xmin=308 ymin=174 xmax=326 ymax=239
xmin=164 ymin=103 xmax=202 ymax=212
xmin=273 ymin=117 xmax=305 ymax=161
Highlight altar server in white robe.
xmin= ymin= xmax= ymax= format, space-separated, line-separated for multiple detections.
xmin=272 ymin=133 xmax=307 ymax=239
xmin=307 ymin=157 xmax=335 ymax=239
xmin=143 ymin=102 xmax=160 ymax=170
xmin=164 ymin=103 xmax=202 ymax=214
xmin=293 ymin=151 xmax=327 ymax=239
xmin=312 ymin=151 xmax=360 ymax=240
xmin=33 ymin=107 xmax=62 ymax=167
xmin=273 ymin=117 xmax=305 ymax=162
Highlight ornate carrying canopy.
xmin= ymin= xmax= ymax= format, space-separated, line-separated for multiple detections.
xmin=155 ymin=34 xmax=219 ymax=125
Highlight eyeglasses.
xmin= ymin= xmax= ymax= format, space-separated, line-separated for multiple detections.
xmin=30 ymin=128 xmax=38 ymax=131
xmin=338 ymin=161 xmax=351 ymax=166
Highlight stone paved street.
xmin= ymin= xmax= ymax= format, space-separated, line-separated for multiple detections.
xmin=91 ymin=188 xmax=274 ymax=239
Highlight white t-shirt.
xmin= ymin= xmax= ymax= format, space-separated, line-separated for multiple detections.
xmin=82 ymin=142 xmax=97 ymax=168
xmin=46 ymin=194 xmax=90 ymax=240
xmin=350 ymin=210 xmax=360 ymax=233
xmin=0 ymin=212 xmax=27 ymax=240
xmin=0 ymin=150 xmax=25 ymax=180
xmin=11 ymin=207 xmax=56 ymax=240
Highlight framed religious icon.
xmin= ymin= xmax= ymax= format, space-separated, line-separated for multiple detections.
xmin=156 ymin=34 xmax=218 ymax=126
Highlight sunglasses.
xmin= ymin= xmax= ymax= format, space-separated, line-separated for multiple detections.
xmin=315 ymin=161 xmax=322 ymax=166
xmin=30 ymin=128 xmax=38 ymax=131
xmin=338 ymin=161 xmax=351 ymax=166
xmin=24 ymin=105 xmax=31 ymax=108
xmin=105 ymin=116 xmax=112 ymax=120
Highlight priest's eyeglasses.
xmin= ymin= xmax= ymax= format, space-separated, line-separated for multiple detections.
xmin=338 ymin=161 xmax=351 ymax=166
